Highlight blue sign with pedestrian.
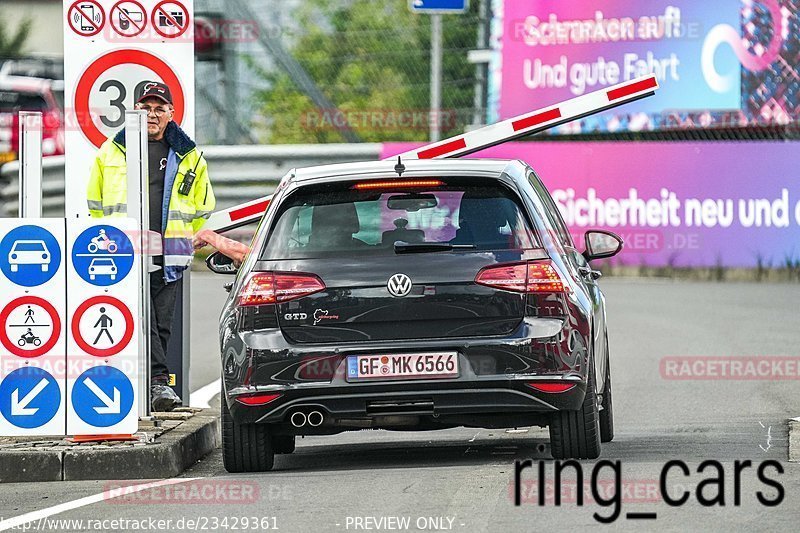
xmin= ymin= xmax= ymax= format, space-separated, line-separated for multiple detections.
xmin=72 ymin=366 xmax=134 ymax=427
xmin=409 ymin=0 xmax=469 ymax=13
xmin=0 ymin=367 xmax=60 ymax=428
xmin=0 ymin=225 xmax=62 ymax=287
xmin=71 ymin=225 xmax=134 ymax=286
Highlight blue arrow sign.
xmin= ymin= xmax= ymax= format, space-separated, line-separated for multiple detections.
xmin=72 ymin=366 xmax=134 ymax=427
xmin=72 ymin=225 xmax=134 ymax=287
xmin=0 ymin=225 xmax=62 ymax=287
xmin=409 ymin=0 xmax=469 ymax=14
xmin=0 ymin=367 xmax=60 ymax=428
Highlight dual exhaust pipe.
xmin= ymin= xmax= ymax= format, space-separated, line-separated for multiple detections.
xmin=290 ymin=410 xmax=324 ymax=428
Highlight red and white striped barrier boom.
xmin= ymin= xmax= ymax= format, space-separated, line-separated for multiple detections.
xmin=205 ymin=74 xmax=659 ymax=233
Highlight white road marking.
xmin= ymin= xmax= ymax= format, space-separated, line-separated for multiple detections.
xmin=189 ymin=378 xmax=221 ymax=408
xmin=0 ymin=477 xmax=200 ymax=532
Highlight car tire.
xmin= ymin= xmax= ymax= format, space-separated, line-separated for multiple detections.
xmin=221 ymin=395 xmax=275 ymax=473
xmin=273 ymin=435 xmax=296 ymax=454
xmin=599 ymin=336 xmax=614 ymax=443
xmin=549 ymin=355 xmax=601 ymax=460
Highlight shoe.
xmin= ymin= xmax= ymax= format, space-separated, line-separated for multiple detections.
xmin=151 ymin=384 xmax=182 ymax=412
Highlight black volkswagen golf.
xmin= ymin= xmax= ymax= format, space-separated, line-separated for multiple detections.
xmin=210 ymin=159 xmax=623 ymax=472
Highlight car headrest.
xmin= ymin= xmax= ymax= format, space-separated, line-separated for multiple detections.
xmin=311 ymin=202 xmax=360 ymax=237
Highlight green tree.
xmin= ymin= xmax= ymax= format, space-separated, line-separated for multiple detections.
xmin=0 ymin=13 xmax=32 ymax=58
xmin=252 ymin=0 xmax=479 ymax=143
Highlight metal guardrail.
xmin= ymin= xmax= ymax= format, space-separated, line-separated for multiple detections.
xmin=0 ymin=143 xmax=383 ymax=218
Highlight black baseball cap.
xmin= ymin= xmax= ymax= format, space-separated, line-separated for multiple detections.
xmin=136 ymin=81 xmax=173 ymax=105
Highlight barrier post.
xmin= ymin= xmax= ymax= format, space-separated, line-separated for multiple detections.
xmin=18 ymin=111 xmax=43 ymax=218
xmin=125 ymin=109 xmax=152 ymax=418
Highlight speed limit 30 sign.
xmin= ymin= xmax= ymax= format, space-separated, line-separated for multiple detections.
xmin=74 ymin=49 xmax=186 ymax=148
xmin=63 ymin=0 xmax=194 ymax=218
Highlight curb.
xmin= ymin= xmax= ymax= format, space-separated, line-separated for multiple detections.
xmin=790 ymin=419 xmax=799 ymax=462
xmin=0 ymin=411 xmax=219 ymax=483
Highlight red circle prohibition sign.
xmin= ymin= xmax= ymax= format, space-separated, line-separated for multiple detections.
xmin=0 ymin=296 xmax=62 ymax=358
xmin=110 ymin=0 xmax=148 ymax=38
xmin=71 ymin=295 xmax=134 ymax=357
xmin=68 ymin=0 xmax=106 ymax=37
xmin=74 ymin=49 xmax=185 ymax=148
xmin=151 ymin=0 xmax=190 ymax=39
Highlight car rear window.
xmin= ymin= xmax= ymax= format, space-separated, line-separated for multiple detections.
xmin=260 ymin=178 xmax=539 ymax=260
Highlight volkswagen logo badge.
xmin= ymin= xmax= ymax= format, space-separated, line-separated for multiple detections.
xmin=387 ymin=273 xmax=412 ymax=297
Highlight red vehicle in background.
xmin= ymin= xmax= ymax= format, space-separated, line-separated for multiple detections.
xmin=0 ymin=75 xmax=65 ymax=165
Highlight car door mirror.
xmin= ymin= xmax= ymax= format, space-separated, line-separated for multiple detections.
xmin=583 ymin=230 xmax=623 ymax=262
xmin=206 ymin=251 xmax=238 ymax=275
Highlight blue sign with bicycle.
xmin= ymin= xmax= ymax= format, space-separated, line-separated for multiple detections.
xmin=71 ymin=225 xmax=134 ymax=286
xmin=0 ymin=367 xmax=61 ymax=429
xmin=72 ymin=366 xmax=134 ymax=427
xmin=0 ymin=225 xmax=62 ymax=287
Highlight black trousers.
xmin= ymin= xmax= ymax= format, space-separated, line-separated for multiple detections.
xmin=150 ymin=271 xmax=178 ymax=382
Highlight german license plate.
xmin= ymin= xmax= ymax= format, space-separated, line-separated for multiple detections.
xmin=347 ymin=353 xmax=458 ymax=381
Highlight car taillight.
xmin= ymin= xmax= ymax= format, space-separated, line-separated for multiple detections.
xmin=474 ymin=260 xmax=566 ymax=293
xmin=237 ymin=272 xmax=325 ymax=306
xmin=526 ymin=382 xmax=576 ymax=393
xmin=235 ymin=392 xmax=282 ymax=406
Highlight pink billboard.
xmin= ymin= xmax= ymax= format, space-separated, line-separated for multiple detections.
xmin=491 ymin=0 xmax=795 ymax=132
xmin=382 ymin=141 xmax=800 ymax=268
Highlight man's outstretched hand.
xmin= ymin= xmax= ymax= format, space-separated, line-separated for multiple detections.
xmin=193 ymin=229 xmax=250 ymax=265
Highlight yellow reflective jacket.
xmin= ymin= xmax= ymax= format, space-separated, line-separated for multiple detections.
xmin=86 ymin=121 xmax=215 ymax=282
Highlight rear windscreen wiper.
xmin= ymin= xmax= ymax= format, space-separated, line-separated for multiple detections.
xmin=393 ymin=242 xmax=475 ymax=254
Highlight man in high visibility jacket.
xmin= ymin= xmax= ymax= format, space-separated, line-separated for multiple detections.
xmin=87 ymin=81 xmax=215 ymax=412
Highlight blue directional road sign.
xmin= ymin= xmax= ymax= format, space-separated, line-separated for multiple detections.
xmin=409 ymin=0 xmax=469 ymax=14
xmin=71 ymin=225 xmax=134 ymax=286
xmin=72 ymin=366 xmax=135 ymax=427
xmin=0 ymin=225 xmax=62 ymax=287
xmin=0 ymin=367 xmax=61 ymax=428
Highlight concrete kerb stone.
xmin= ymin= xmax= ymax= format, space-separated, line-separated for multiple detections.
xmin=789 ymin=418 xmax=800 ymax=462
xmin=0 ymin=409 xmax=219 ymax=483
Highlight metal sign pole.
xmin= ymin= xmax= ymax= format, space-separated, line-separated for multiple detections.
xmin=125 ymin=110 xmax=152 ymax=418
xmin=430 ymin=14 xmax=443 ymax=142
xmin=18 ymin=112 xmax=43 ymax=218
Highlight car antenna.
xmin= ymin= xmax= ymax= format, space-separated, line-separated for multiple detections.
xmin=394 ymin=156 xmax=405 ymax=176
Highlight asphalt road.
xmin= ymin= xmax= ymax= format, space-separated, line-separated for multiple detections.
xmin=1 ymin=274 xmax=799 ymax=532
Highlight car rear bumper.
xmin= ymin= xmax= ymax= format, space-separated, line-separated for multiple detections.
xmin=227 ymin=377 xmax=587 ymax=427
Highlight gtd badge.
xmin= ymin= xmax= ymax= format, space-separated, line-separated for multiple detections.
xmin=387 ymin=273 xmax=412 ymax=297
xmin=284 ymin=313 xmax=308 ymax=321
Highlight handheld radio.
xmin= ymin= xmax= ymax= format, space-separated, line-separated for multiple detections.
xmin=178 ymin=151 xmax=203 ymax=195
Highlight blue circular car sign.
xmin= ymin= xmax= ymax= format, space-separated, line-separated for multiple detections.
xmin=72 ymin=225 xmax=134 ymax=286
xmin=0 ymin=367 xmax=60 ymax=428
xmin=0 ymin=225 xmax=62 ymax=287
xmin=72 ymin=366 xmax=134 ymax=427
